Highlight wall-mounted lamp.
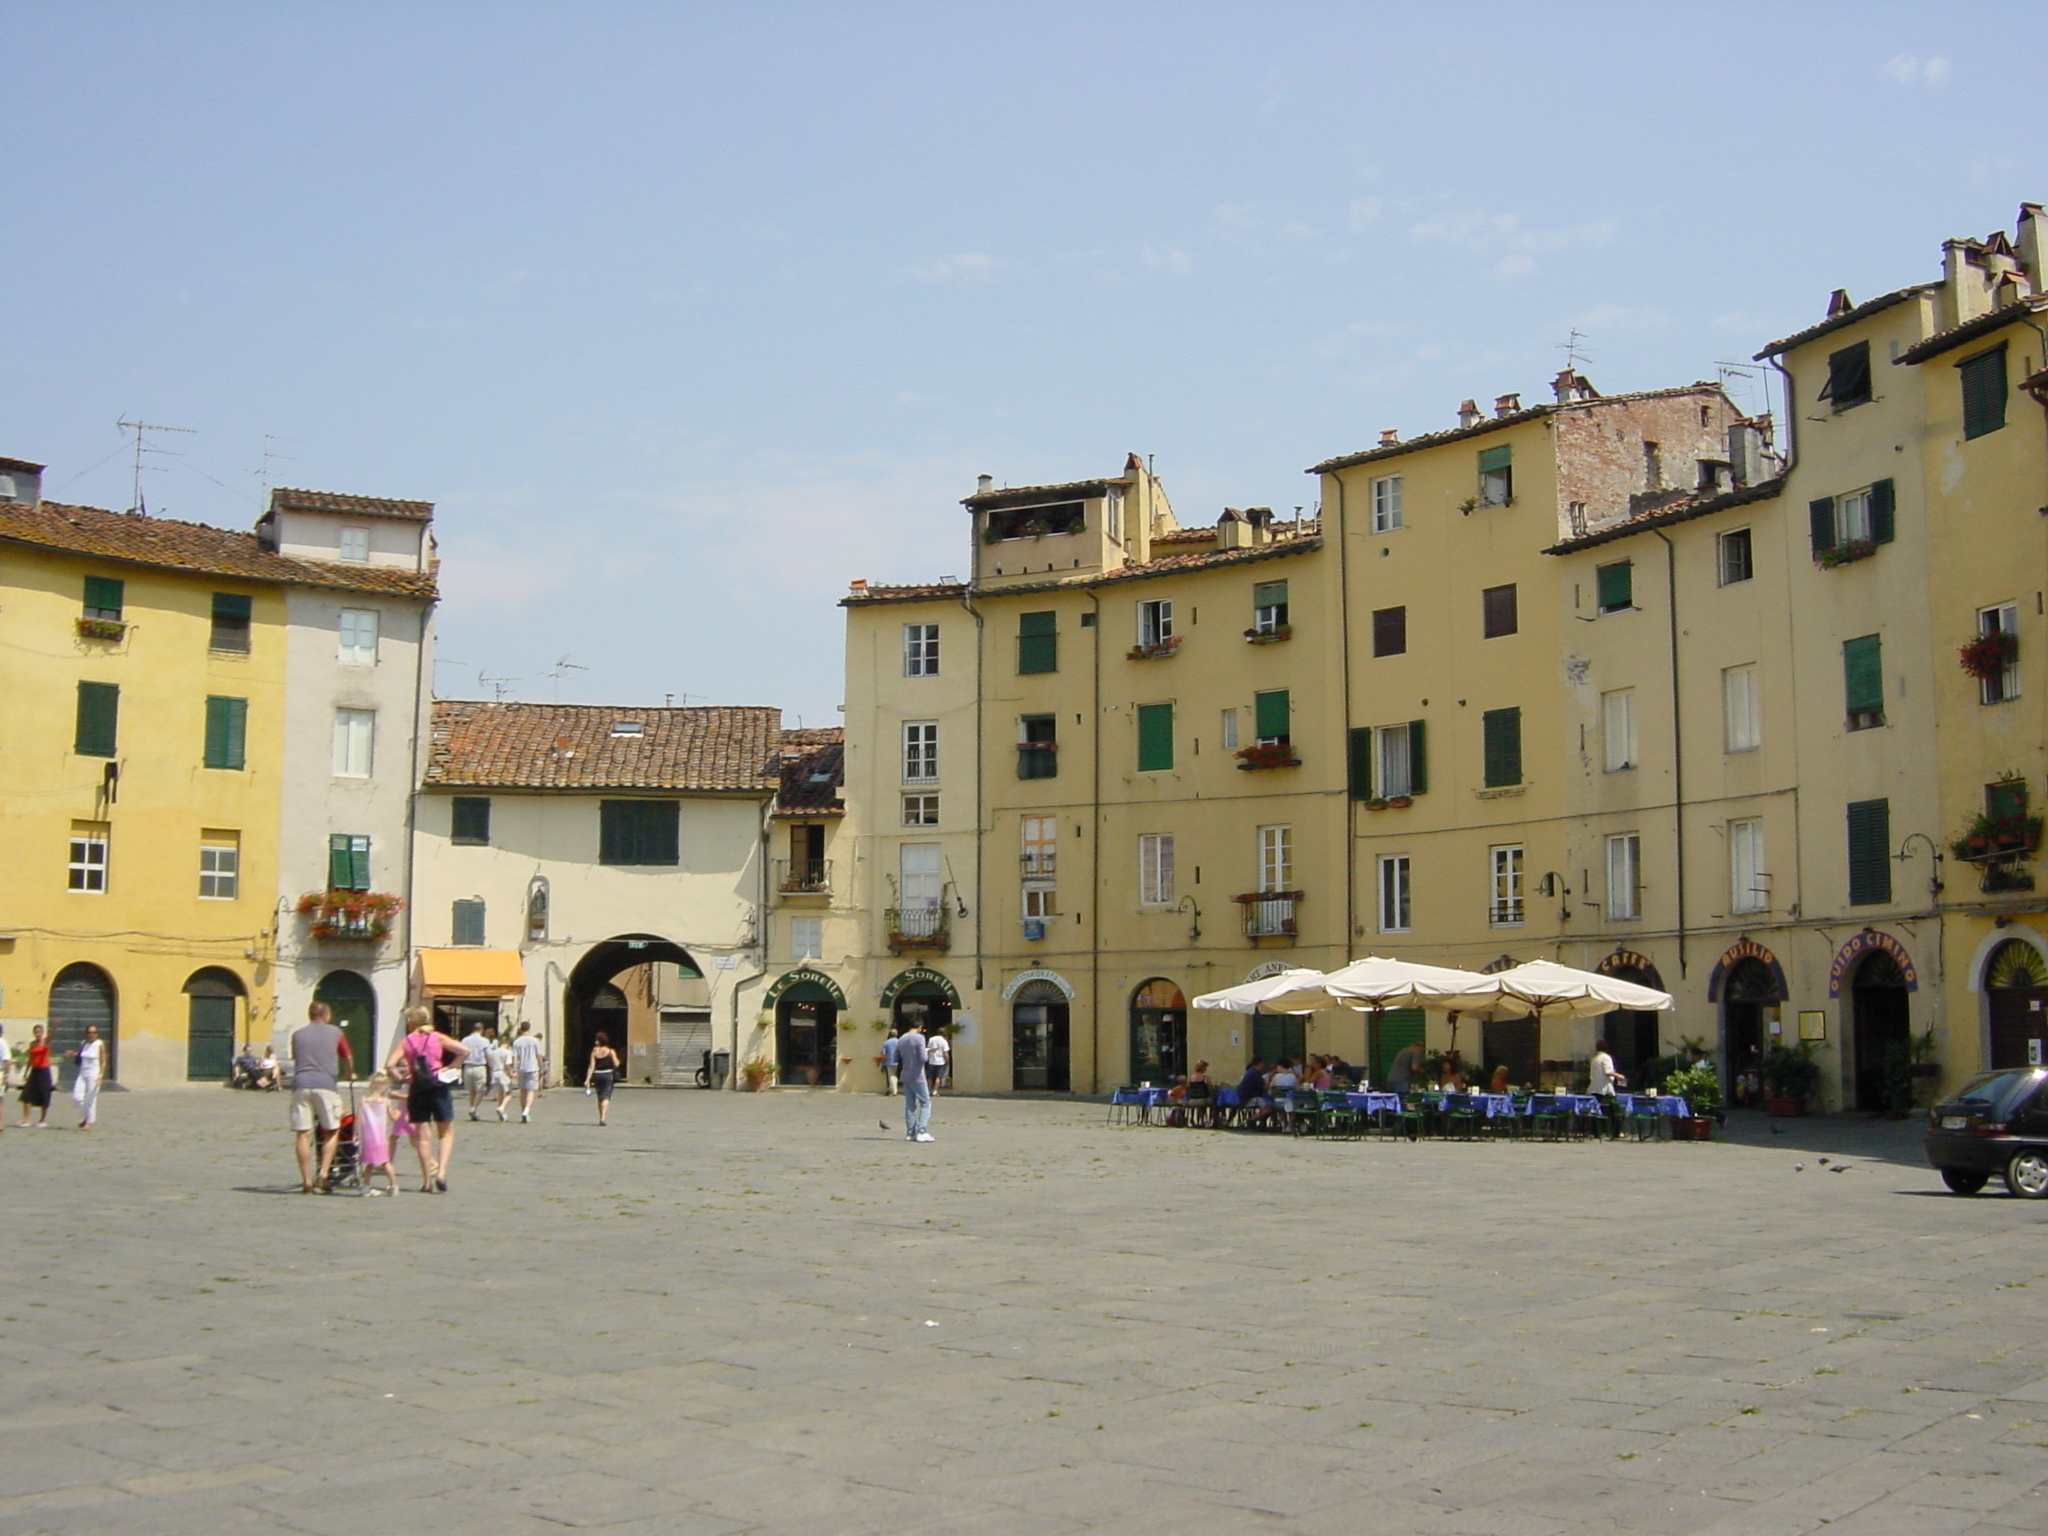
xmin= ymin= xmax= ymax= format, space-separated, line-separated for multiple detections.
xmin=1892 ymin=833 xmax=1945 ymax=902
xmin=1176 ymin=895 xmax=1202 ymax=942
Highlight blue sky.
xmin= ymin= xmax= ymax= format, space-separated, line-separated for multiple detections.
xmin=6 ymin=3 xmax=2043 ymax=722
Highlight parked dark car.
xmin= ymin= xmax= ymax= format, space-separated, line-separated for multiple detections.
xmin=1924 ymin=1067 xmax=2048 ymax=1196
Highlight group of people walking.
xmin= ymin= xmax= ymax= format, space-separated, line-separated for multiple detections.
xmin=1 ymin=1022 xmax=106 ymax=1131
xmin=881 ymin=1020 xmax=946 ymax=1142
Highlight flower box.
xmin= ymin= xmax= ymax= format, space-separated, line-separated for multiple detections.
xmin=1816 ymin=539 xmax=1877 ymax=569
xmin=1959 ymin=630 xmax=2018 ymax=681
xmin=76 ymin=617 xmax=127 ymax=641
xmin=1243 ymin=626 xmax=1291 ymax=645
xmin=1127 ymin=636 xmax=1183 ymax=660
xmin=1234 ymin=744 xmax=1301 ymax=770
xmin=296 ymin=889 xmax=404 ymax=942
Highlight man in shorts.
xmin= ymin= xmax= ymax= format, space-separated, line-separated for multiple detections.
xmin=460 ymin=1018 xmax=495 ymax=1120
xmin=511 ymin=1022 xmax=545 ymax=1123
xmin=289 ymin=1002 xmax=354 ymax=1193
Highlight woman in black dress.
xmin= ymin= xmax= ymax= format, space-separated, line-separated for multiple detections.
xmin=585 ymin=1032 xmax=621 ymax=1127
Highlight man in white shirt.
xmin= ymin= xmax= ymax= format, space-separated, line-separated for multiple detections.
xmin=1588 ymin=1039 xmax=1625 ymax=1097
xmin=460 ymin=1021 xmax=495 ymax=1120
xmin=511 ymin=1024 xmax=546 ymax=1123
xmin=925 ymin=1028 xmax=951 ymax=1093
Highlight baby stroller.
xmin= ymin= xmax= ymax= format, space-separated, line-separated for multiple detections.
xmin=324 ymin=1082 xmax=363 ymax=1194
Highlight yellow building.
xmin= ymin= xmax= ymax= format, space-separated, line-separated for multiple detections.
xmin=0 ymin=470 xmax=433 ymax=1087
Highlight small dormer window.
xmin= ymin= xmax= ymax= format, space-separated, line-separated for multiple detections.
xmin=339 ymin=527 xmax=370 ymax=562
xmin=611 ymin=721 xmax=644 ymax=737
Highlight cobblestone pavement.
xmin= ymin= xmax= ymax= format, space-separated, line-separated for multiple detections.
xmin=1 ymin=1087 xmax=2044 ymax=1535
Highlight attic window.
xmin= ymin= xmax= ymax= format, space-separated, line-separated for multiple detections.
xmin=983 ymin=501 xmax=1086 ymax=543
xmin=339 ymin=527 xmax=370 ymax=562
xmin=1819 ymin=341 xmax=1872 ymax=411
xmin=611 ymin=721 xmax=645 ymax=737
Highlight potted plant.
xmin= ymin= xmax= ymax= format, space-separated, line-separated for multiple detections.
xmin=1908 ymin=1027 xmax=1940 ymax=1108
xmin=1817 ymin=539 xmax=1877 ymax=569
xmin=1126 ymin=635 xmax=1182 ymax=660
xmin=739 ymin=1057 xmax=774 ymax=1092
xmin=76 ymin=616 xmax=127 ymax=641
xmin=1882 ymin=1040 xmax=1914 ymax=1120
xmin=1243 ymin=625 xmax=1292 ymax=645
xmin=1959 ymin=630 xmax=2018 ymax=681
xmin=1662 ymin=1061 xmax=1720 ymax=1140
xmin=1363 ymin=798 xmax=1389 ymax=812
xmin=1759 ymin=1042 xmax=1820 ymax=1117
xmin=1235 ymin=742 xmax=1301 ymax=770
xmin=1386 ymin=795 xmax=1413 ymax=809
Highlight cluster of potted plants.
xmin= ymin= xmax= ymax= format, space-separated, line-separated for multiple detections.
xmin=1660 ymin=1060 xmax=1721 ymax=1140
xmin=1759 ymin=1042 xmax=1821 ymax=1117
xmin=1949 ymin=810 xmax=2042 ymax=862
xmin=1127 ymin=635 xmax=1183 ymax=660
xmin=295 ymin=889 xmax=405 ymax=941
xmin=739 ymin=1057 xmax=774 ymax=1091
xmin=76 ymin=616 xmax=127 ymax=641
xmin=1959 ymin=629 xmax=2018 ymax=681
xmin=1235 ymin=742 xmax=1301 ymax=770
xmin=1243 ymin=625 xmax=1291 ymax=645
xmin=1361 ymin=796 xmax=1413 ymax=811
xmin=1816 ymin=539 xmax=1878 ymax=569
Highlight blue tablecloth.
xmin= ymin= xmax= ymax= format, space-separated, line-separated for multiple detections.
xmin=1343 ymin=1092 xmax=1404 ymax=1115
xmin=1528 ymin=1094 xmax=1603 ymax=1115
xmin=1614 ymin=1094 xmax=1693 ymax=1118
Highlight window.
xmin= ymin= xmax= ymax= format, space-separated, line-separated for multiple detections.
xmin=1605 ymin=834 xmax=1641 ymax=920
xmin=210 ymin=592 xmax=252 ymax=653
xmin=338 ymin=526 xmax=370 ymax=562
xmin=1843 ymin=634 xmax=1884 ymax=730
xmin=1219 ymin=708 xmax=1239 ymax=751
xmin=598 ymin=800 xmax=680 ymax=865
xmin=1809 ymin=479 xmax=1895 ymax=558
xmin=1139 ymin=833 xmax=1175 ymax=906
xmin=332 ymin=708 xmax=375 ymax=776
xmin=898 ymin=844 xmax=943 ymax=935
xmin=1371 ymin=475 xmax=1404 ymax=532
xmin=1021 ymin=816 xmax=1058 ymax=876
xmin=203 ymin=695 xmax=248 ymax=770
xmin=790 ymin=917 xmax=823 ymax=960
xmin=1988 ymin=778 xmax=2028 ymax=823
xmin=902 ymin=793 xmax=940 ymax=826
xmin=69 ymin=822 xmax=109 ymax=893
xmin=451 ymin=797 xmax=492 ymax=845
xmin=1252 ymin=580 xmax=1289 ymax=634
xmin=82 ymin=575 xmax=124 ymax=621
xmin=1017 ymin=611 xmax=1057 ymax=674
xmin=903 ymin=721 xmax=938 ymax=783
xmin=1489 ymin=844 xmax=1524 ymax=925
xmin=1016 ymin=715 xmax=1057 ymax=779
xmin=1960 ymin=345 xmax=2008 ymax=440
xmin=1846 ymin=798 xmax=1892 ymax=906
xmin=903 ymin=622 xmax=939 ymax=676
xmin=1138 ymin=599 xmax=1173 ymax=648
xmin=1253 ymin=689 xmax=1290 ymax=746
xmin=1729 ymin=819 xmax=1766 ymax=915
xmin=1718 ymin=528 xmax=1753 ymax=586
xmin=1601 ymin=690 xmax=1636 ymax=771
xmin=1819 ymin=340 xmax=1872 ymax=411
xmin=1347 ymin=720 xmax=1427 ymax=800
xmin=1596 ymin=561 xmax=1632 ymax=615
xmin=1978 ymin=603 xmax=2020 ymax=704
xmin=1481 ymin=707 xmax=1522 ymax=787
xmin=1022 ymin=886 xmax=1058 ymax=920
xmin=1482 ymin=584 xmax=1517 ymax=638
xmin=1723 ymin=664 xmax=1759 ymax=752
xmin=452 ymin=899 xmax=486 ymax=947
xmin=1478 ymin=444 xmax=1513 ymax=506
xmin=339 ymin=609 xmax=379 ymax=666
xmin=1136 ymin=703 xmax=1174 ymax=771
xmin=328 ymin=833 xmax=371 ymax=891
xmin=75 ymin=681 xmax=119 ymax=758
xmin=199 ymin=835 xmax=239 ymax=900
xmin=1258 ymin=825 xmax=1293 ymax=892
xmin=1377 ymin=854 xmax=1411 ymax=932
xmin=1372 ymin=605 xmax=1407 ymax=656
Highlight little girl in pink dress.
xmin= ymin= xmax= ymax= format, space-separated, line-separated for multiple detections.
xmin=356 ymin=1073 xmax=402 ymax=1196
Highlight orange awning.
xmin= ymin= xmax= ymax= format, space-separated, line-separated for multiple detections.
xmin=417 ymin=949 xmax=528 ymax=999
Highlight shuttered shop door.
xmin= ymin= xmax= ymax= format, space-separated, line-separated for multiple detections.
xmin=659 ymin=1012 xmax=713 ymax=1082
xmin=48 ymin=967 xmax=115 ymax=1084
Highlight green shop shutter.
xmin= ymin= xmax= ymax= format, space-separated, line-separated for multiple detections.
xmin=75 ymin=681 xmax=119 ymax=757
xmin=204 ymin=695 xmax=248 ymax=770
xmin=1846 ymin=799 xmax=1892 ymax=906
xmin=1136 ymin=703 xmax=1174 ymax=771
xmin=1842 ymin=635 xmax=1883 ymax=715
xmin=1253 ymin=689 xmax=1291 ymax=742
xmin=1347 ymin=727 xmax=1373 ymax=799
xmin=1477 ymin=445 xmax=1512 ymax=472
xmin=1596 ymin=562 xmax=1633 ymax=611
xmin=329 ymin=834 xmax=370 ymax=891
xmin=1867 ymin=478 xmax=1895 ymax=545
xmin=1017 ymin=611 xmax=1057 ymax=674
xmin=83 ymin=575 xmax=124 ymax=617
xmin=1960 ymin=347 xmax=2008 ymax=439
xmin=1482 ymin=707 xmax=1522 ymax=788
xmin=1406 ymin=718 xmax=1428 ymax=794
xmin=1809 ymin=498 xmax=1837 ymax=556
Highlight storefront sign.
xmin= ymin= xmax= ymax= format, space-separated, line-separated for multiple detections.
xmin=1826 ymin=929 xmax=1918 ymax=998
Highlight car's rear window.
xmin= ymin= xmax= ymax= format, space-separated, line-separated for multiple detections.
xmin=1949 ymin=1070 xmax=2040 ymax=1108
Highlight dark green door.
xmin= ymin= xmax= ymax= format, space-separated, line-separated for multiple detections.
xmin=314 ymin=970 xmax=376 ymax=1075
xmin=1252 ymin=1014 xmax=1308 ymax=1068
xmin=187 ymin=995 xmax=237 ymax=1080
xmin=1368 ymin=1008 xmax=1425 ymax=1084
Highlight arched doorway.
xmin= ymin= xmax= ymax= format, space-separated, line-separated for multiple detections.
xmin=775 ymin=982 xmax=838 ymax=1086
xmin=1011 ymin=980 xmax=1070 ymax=1092
xmin=48 ymin=963 xmax=116 ymax=1086
xmin=1721 ymin=958 xmax=1781 ymax=1109
xmin=184 ymin=967 xmax=245 ymax=1081
xmin=314 ymin=970 xmax=376 ymax=1072
xmin=1129 ymin=979 xmax=1186 ymax=1085
xmin=1985 ymin=939 xmax=2048 ymax=1069
xmin=565 ymin=936 xmax=701 ymax=1088
xmin=1849 ymin=950 xmax=1911 ymax=1111
xmin=1597 ymin=953 xmax=1664 ymax=1084
xmin=892 ymin=983 xmax=953 ymax=1039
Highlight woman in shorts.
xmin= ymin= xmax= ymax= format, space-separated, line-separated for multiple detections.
xmin=384 ymin=1007 xmax=468 ymax=1193
xmin=584 ymin=1031 xmax=622 ymax=1127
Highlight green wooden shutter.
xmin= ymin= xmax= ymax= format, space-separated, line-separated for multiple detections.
xmin=1960 ymin=347 xmax=2008 ymax=439
xmin=1254 ymin=689 xmax=1290 ymax=742
xmin=1846 ymin=799 xmax=1892 ymax=905
xmin=210 ymin=592 xmax=253 ymax=652
xmin=1843 ymin=635 xmax=1883 ymax=715
xmin=451 ymin=797 xmax=491 ymax=844
xmin=1596 ymin=562 xmax=1632 ymax=611
xmin=74 ymin=682 xmax=119 ymax=757
xmin=350 ymin=837 xmax=371 ymax=890
xmin=1136 ymin=703 xmax=1174 ymax=771
xmin=599 ymin=802 xmax=629 ymax=864
xmin=1252 ymin=580 xmax=1287 ymax=607
xmin=83 ymin=575 xmax=124 ymax=618
xmin=1808 ymin=498 xmax=1837 ymax=556
xmin=329 ymin=834 xmax=352 ymax=889
xmin=1868 ymin=478 xmax=1895 ymax=545
xmin=204 ymin=695 xmax=247 ymax=770
xmin=1482 ymin=707 xmax=1522 ymax=787
xmin=644 ymin=802 xmax=680 ymax=864
xmin=452 ymin=899 xmax=486 ymax=946
xmin=1406 ymin=718 xmax=1428 ymax=794
xmin=1477 ymin=445 xmax=1512 ymax=472
xmin=1347 ymin=726 xmax=1374 ymax=799
xmin=1017 ymin=611 xmax=1057 ymax=674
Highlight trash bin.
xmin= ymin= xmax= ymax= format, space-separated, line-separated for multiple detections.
xmin=709 ymin=1049 xmax=731 ymax=1089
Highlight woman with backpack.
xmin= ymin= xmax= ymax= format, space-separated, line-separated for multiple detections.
xmin=383 ymin=1007 xmax=469 ymax=1193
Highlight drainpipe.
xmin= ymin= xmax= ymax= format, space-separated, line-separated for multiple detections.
xmin=1088 ymin=587 xmax=1104 ymax=1095
xmin=959 ymin=585 xmax=986 ymax=997
xmin=1652 ymin=529 xmax=1686 ymax=983
xmin=1331 ymin=470 xmax=1356 ymax=958
xmin=400 ymin=599 xmax=433 ymax=1059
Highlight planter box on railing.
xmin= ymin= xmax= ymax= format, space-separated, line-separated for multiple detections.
xmin=1243 ymin=626 xmax=1291 ymax=645
xmin=296 ymin=890 xmax=404 ymax=942
xmin=1960 ymin=631 xmax=2018 ymax=681
xmin=1235 ymin=743 xmax=1300 ymax=770
xmin=76 ymin=617 xmax=127 ymax=641
xmin=1127 ymin=636 xmax=1182 ymax=660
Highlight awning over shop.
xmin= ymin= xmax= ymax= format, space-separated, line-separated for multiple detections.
xmin=418 ymin=949 xmax=528 ymax=1000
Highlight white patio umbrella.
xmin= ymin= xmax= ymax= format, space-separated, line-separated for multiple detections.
xmin=1302 ymin=956 xmax=1497 ymax=1014
xmin=1190 ymin=969 xmax=1332 ymax=1014
xmin=1440 ymin=959 xmax=1673 ymax=1019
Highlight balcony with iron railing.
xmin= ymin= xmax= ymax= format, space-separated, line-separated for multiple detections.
xmin=1237 ymin=891 xmax=1303 ymax=939
xmin=1020 ymin=852 xmax=1057 ymax=878
xmin=776 ymin=857 xmax=832 ymax=896
xmin=885 ymin=903 xmax=951 ymax=954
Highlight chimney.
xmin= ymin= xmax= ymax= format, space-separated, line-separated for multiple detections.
xmin=975 ymin=474 xmax=993 ymax=496
xmin=0 ymin=457 xmax=44 ymax=507
xmin=1457 ymin=399 xmax=1482 ymax=429
xmin=1943 ymin=239 xmax=1992 ymax=326
xmin=848 ymin=578 xmax=868 ymax=593
xmin=2016 ymin=202 xmax=2048 ymax=292
xmin=1244 ymin=506 xmax=1273 ymax=546
xmin=1494 ymin=393 xmax=1521 ymax=418
xmin=1216 ymin=508 xmax=1249 ymax=549
xmin=1378 ymin=429 xmax=1400 ymax=448
xmin=1826 ymin=288 xmax=1854 ymax=318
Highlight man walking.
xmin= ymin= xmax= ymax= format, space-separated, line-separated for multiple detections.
xmin=289 ymin=1002 xmax=354 ymax=1192
xmin=460 ymin=1018 xmax=494 ymax=1121
xmin=896 ymin=1020 xmax=932 ymax=1142
xmin=882 ymin=1026 xmax=901 ymax=1096
xmin=925 ymin=1027 xmax=950 ymax=1093
xmin=511 ymin=1023 xmax=545 ymax=1123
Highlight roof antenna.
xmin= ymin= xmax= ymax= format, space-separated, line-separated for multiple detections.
xmin=252 ymin=434 xmax=299 ymax=495
xmin=545 ymin=655 xmax=588 ymax=703
xmin=116 ymin=416 xmax=194 ymax=516
xmin=1555 ymin=329 xmax=1591 ymax=374
xmin=477 ymin=669 xmax=520 ymax=700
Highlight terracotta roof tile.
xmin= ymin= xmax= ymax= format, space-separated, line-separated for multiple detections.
xmin=268 ymin=486 xmax=434 ymax=522
xmin=1308 ymin=384 xmax=1727 ymax=475
xmin=842 ymin=534 xmax=1321 ymax=607
xmin=1893 ymin=296 xmax=2048 ymax=365
xmin=424 ymin=701 xmax=782 ymax=792
xmin=0 ymin=499 xmax=437 ymax=598
xmin=774 ymin=727 xmax=845 ymax=817
xmin=1542 ymin=476 xmax=1787 ymax=555
xmin=1752 ymin=285 xmax=1935 ymax=360
xmin=961 ymin=477 xmax=1115 ymax=510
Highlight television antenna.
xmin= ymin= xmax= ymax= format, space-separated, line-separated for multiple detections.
xmin=115 ymin=416 xmax=194 ymax=515
xmin=546 ymin=655 xmax=588 ymax=702
xmin=1554 ymin=329 xmax=1592 ymax=374
xmin=252 ymin=434 xmax=299 ymax=494
xmin=477 ymin=670 xmax=521 ymax=701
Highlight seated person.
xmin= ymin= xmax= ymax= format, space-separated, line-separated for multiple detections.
xmin=233 ymin=1042 xmax=261 ymax=1083
xmin=1165 ymin=1074 xmax=1188 ymax=1105
xmin=1488 ymin=1064 xmax=1511 ymax=1096
xmin=1324 ymin=1054 xmax=1356 ymax=1087
xmin=1301 ymin=1055 xmax=1332 ymax=1091
xmin=255 ymin=1046 xmax=281 ymax=1089
xmin=1234 ymin=1058 xmax=1271 ymax=1124
xmin=1267 ymin=1058 xmax=1301 ymax=1096
xmin=1435 ymin=1057 xmax=1466 ymax=1091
